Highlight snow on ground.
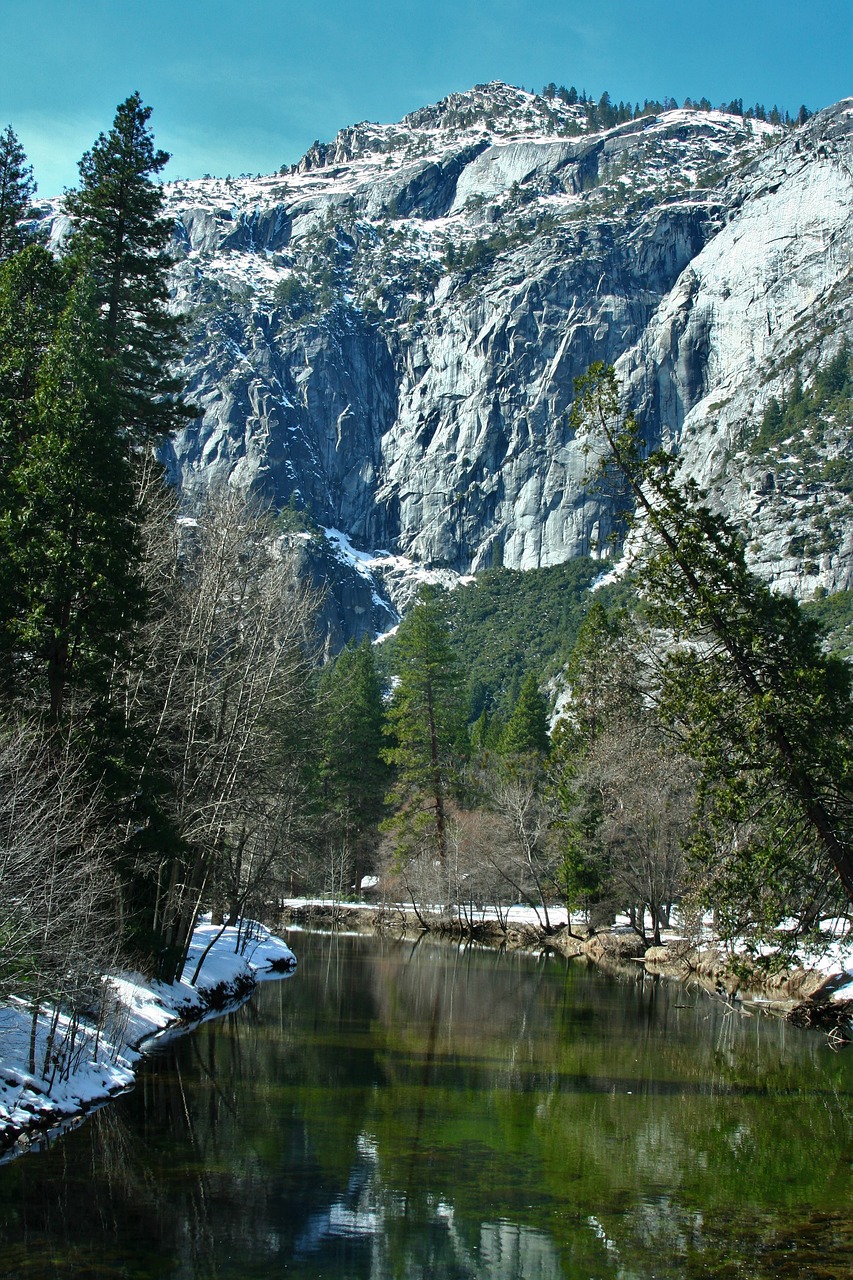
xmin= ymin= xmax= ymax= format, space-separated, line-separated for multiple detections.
xmin=323 ymin=526 xmax=473 ymax=590
xmin=0 ymin=920 xmax=295 ymax=1160
xmin=282 ymin=897 xmax=853 ymax=998
xmin=779 ymin=918 xmax=853 ymax=1000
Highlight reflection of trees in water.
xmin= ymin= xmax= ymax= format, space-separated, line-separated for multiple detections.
xmin=288 ymin=1126 xmax=568 ymax=1280
xmin=366 ymin=936 xmax=558 ymax=1086
xmin=0 ymin=934 xmax=852 ymax=1279
xmin=358 ymin=937 xmax=853 ymax=1278
xmin=0 ymin=1102 xmax=182 ymax=1275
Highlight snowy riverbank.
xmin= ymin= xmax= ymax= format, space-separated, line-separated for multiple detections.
xmin=0 ymin=920 xmax=296 ymax=1161
xmin=278 ymin=899 xmax=853 ymax=1028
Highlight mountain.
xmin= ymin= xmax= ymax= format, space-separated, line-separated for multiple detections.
xmin=40 ymin=84 xmax=853 ymax=644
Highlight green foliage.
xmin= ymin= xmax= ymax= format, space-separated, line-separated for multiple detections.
xmin=573 ymin=361 xmax=853 ymax=942
xmin=272 ymin=274 xmax=315 ymax=320
xmin=550 ymin=757 xmax=604 ymax=921
xmin=546 ymin=602 xmax=644 ymax=920
xmin=64 ymin=92 xmax=189 ymax=442
xmin=273 ymin=491 xmax=320 ymax=535
xmin=440 ymin=558 xmax=623 ymax=721
xmin=0 ymin=251 xmax=144 ymax=720
xmin=751 ymin=344 xmax=853 ymax=455
xmin=318 ymin=637 xmax=390 ymax=882
xmin=382 ymin=587 xmax=466 ymax=864
xmin=0 ymin=97 xmax=201 ymax=985
xmin=443 ymin=230 xmax=514 ymax=276
xmin=803 ymin=588 xmax=853 ymax=658
xmin=555 ymin=599 xmax=642 ymax=751
xmin=0 ymin=245 xmax=66 ymax=491
xmin=0 ymin=125 xmax=36 ymax=260
xmin=21 ymin=281 xmax=143 ymax=717
xmin=469 ymin=705 xmax=507 ymax=760
xmin=500 ymin=672 xmax=550 ymax=757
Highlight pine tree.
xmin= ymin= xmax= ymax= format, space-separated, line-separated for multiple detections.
xmin=0 ymin=245 xmax=143 ymax=718
xmin=557 ymin=600 xmax=642 ymax=750
xmin=500 ymin=672 xmax=550 ymax=757
xmin=0 ymin=125 xmax=36 ymax=261
xmin=470 ymin=707 xmax=491 ymax=755
xmin=382 ymin=586 xmax=464 ymax=865
xmin=0 ymin=247 xmax=66 ymax=693
xmin=547 ymin=604 xmax=639 ymax=923
xmin=0 ymin=99 xmax=194 ymax=980
xmin=4 ymin=274 xmax=143 ymax=721
xmin=64 ymin=93 xmax=188 ymax=442
xmin=0 ymin=245 xmax=66 ymax=505
xmin=319 ymin=637 xmax=390 ymax=889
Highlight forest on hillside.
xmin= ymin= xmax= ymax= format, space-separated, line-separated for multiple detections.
xmin=0 ymin=97 xmax=852 ymax=1088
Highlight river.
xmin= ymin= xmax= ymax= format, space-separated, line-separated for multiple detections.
xmin=1 ymin=930 xmax=852 ymax=1278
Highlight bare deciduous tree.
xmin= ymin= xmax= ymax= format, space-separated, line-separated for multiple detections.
xmin=122 ymin=483 xmax=320 ymax=981
xmin=580 ymin=718 xmax=695 ymax=943
xmin=0 ymin=719 xmax=120 ymax=1078
xmin=480 ymin=762 xmax=562 ymax=933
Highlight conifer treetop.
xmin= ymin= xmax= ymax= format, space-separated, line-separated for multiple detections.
xmin=0 ymin=124 xmax=36 ymax=261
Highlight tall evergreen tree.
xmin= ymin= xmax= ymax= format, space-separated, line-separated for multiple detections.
xmin=0 ymin=246 xmax=64 ymax=430
xmin=0 ymin=97 xmax=196 ymax=983
xmin=556 ymin=600 xmax=642 ymax=752
xmin=64 ymin=93 xmax=188 ymax=442
xmin=319 ymin=636 xmax=390 ymax=890
xmin=382 ymin=586 xmax=464 ymax=865
xmin=0 ymin=246 xmax=67 ymax=539
xmin=0 ymin=246 xmax=64 ymax=694
xmin=0 ymin=125 xmax=36 ymax=261
xmin=547 ymin=604 xmax=638 ymax=922
xmin=500 ymin=672 xmax=550 ymax=757
xmin=0 ymin=245 xmax=144 ymax=718
xmin=5 ymin=275 xmax=143 ymax=721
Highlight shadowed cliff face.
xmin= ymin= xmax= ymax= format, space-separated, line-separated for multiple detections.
xmin=41 ymin=85 xmax=851 ymax=631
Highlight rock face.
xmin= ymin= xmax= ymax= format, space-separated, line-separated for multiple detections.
xmin=622 ymin=100 xmax=853 ymax=597
xmin=42 ymin=83 xmax=850 ymax=635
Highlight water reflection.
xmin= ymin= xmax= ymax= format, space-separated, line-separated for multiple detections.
xmin=288 ymin=1124 xmax=565 ymax=1280
xmin=0 ymin=932 xmax=851 ymax=1279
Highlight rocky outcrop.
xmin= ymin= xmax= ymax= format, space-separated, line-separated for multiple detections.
xmin=37 ymin=84 xmax=850 ymax=637
xmin=621 ymin=99 xmax=853 ymax=596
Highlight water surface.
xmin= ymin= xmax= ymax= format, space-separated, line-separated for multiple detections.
xmin=1 ymin=930 xmax=852 ymax=1278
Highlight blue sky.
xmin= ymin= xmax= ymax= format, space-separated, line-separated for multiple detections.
xmin=3 ymin=0 xmax=850 ymax=197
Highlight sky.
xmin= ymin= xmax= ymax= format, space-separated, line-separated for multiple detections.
xmin=3 ymin=0 xmax=851 ymax=198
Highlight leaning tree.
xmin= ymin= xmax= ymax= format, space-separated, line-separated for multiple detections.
xmin=572 ymin=363 xmax=853 ymax=944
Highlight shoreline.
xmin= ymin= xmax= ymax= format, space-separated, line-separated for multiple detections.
xmin=276 ymin=900 xmax=853 ymax=1039
xmin=3 ymin=904 xmax=850 ymax=1162
xmin=0 ymin=921 xmax=296 ymax=1163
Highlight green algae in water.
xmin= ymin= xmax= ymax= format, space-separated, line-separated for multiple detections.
xmin=0 ymin=931 xmax=851 ymax=1279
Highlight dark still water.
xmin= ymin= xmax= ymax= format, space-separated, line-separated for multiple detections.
xmin=1 ymin=931 xmax=852 ymax=1280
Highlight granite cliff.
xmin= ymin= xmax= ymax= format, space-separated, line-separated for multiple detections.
xmin=47 ymin=83 xmax=853 ymax=641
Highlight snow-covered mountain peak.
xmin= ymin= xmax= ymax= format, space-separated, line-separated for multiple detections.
xmin=291 ymin=81 xmax=590 ymax=174
xmin=399 ymin=80 xmax=588 ymax=139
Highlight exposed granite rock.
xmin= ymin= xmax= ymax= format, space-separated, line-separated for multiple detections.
xmin=36 ymin=86 xmax=852 ymax=641
xmin=622 ymin=99 xmax=853 ymax=597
